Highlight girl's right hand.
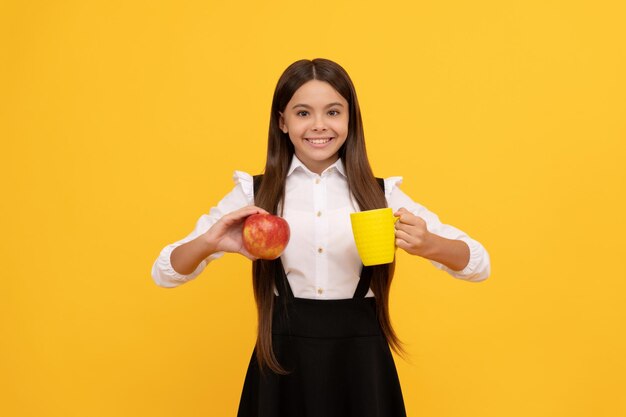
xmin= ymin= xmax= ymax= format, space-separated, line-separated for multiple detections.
xmin=203 ymin=205 xmax=269 ymax=260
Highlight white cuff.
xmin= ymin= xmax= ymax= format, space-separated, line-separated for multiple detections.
xmin=151 ymin=243 xmax=224 ymax=288
xmin=449 ymin=237 xmax=490 ymax=282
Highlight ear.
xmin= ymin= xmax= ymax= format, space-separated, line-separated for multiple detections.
xmin=278 ymin=112 xmax=288 ymax=133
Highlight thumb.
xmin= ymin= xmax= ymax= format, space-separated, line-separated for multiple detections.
xmin=239 ymin=246 xmax=259 ymax=261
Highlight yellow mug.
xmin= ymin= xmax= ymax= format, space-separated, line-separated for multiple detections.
xmin=350 ymin=208 xmax=400 ymax=266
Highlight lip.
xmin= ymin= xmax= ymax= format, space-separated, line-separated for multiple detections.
xmin=304 ymin=137 xmax=334 ymax=148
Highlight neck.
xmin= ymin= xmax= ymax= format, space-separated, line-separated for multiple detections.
xmin=295 ymin=153 xmax=339 ymax=175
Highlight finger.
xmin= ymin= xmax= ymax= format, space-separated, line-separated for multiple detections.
xmin=239 ymin=205 xmax=269 ymax=216
xmin=249 ymin=205 xmax=270 ymax=215
xmin=395 ymin=220 xmax=411 ymax=231
xmin=393 ymin=207 xmax=409 ymax=217
xmin=397 ymin=222 xmax=429 ymax=244
xmin=393 ymin=208 xmax=414 ymax=224
xmin=395 ymin=221 xmax=420 ymax=234
xmin=238 ymin=245 xmax=260 ymax=261
xmin=395 ymin=237 xmax=410 ymax=250
xmin=226 ymin=206 xmax=267 ymax=223
xmin=395 ymin=229 xmax=416 ymax=245
xmin=397 ymin=213 xmax=424 ymax=227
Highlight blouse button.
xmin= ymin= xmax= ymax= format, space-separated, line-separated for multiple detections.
xmin=317 ymin=247 xmax=324 ymax=254
xmin=317 ymin=288 xmax=324 ymax=295
xmin=316 ymin=211 xmax=322 ymax=217
xmin=315 ymin=178 xmax=320 ymax=184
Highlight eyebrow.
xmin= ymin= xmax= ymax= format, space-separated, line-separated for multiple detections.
xmin=291 ymin=102 xmax=345 ymax=109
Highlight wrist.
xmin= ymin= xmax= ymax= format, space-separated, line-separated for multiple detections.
xmin=200 ymin=231 xmax=220 ymax=256
xmin=420 ymin=231 xmax=441 ymax=259
xmin=423 ymin=234 xmax=470 ymax=271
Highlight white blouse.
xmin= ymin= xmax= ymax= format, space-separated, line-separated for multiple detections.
xmin=151 ymin=156 xmax=491 ymax=297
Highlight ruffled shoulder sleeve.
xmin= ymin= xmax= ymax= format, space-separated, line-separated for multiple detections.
xmin=383 ymin=176 xmax=403 ymax=200
xmin=233 ymin=170 xmax=254 ymax=202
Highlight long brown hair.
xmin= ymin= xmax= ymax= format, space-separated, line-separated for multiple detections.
xmin=253 ymin=58 xmax=404 ymax=374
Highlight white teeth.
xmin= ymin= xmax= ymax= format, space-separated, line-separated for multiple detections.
xmin=307 ymin=138 xmax=332 ymax=144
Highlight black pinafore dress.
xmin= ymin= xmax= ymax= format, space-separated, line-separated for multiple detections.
xmin=237 ymin=177 xmax=407 ymax=417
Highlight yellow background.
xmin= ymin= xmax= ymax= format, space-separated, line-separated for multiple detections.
xmin=2 ymin=0 xmax=625 ymax=416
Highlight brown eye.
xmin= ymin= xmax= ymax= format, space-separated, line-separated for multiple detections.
xmin=328 ymin=110 xmax=340 ymax=116
xmin=297 ymin=111 xmax=309 ymax=117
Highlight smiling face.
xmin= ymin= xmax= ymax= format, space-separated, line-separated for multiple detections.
xmin=279 ymin=80 xmax=349 ymax=174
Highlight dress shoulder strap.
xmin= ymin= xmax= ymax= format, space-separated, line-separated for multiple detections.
xmin=251 ymin=174 xmax=293 ymax=298
xmin=375 ymin=177 xmax=384 ymax=191
xmin=253 ymin=175 xmax=263 ymax=197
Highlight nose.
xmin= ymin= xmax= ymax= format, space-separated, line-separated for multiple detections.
xmin=312 ymin=116 xmax=327 ymax=132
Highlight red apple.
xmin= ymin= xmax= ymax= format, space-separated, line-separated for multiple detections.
xmin=242 ymin=213 xmax=290 ymax=260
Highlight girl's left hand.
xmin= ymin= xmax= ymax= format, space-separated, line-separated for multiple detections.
xmin=393 ymin=207 xmax=433 ymax=257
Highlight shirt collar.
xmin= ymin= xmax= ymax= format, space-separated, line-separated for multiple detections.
xmin=287 ymin=154 xmax=347 ymax=178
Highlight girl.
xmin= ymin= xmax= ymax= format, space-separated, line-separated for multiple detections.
xmin=152 ymin=58 xmax=491 ymax=417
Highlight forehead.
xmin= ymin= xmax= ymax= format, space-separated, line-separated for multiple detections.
xmin=288 ymin=80 xmax=348 ymax=106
